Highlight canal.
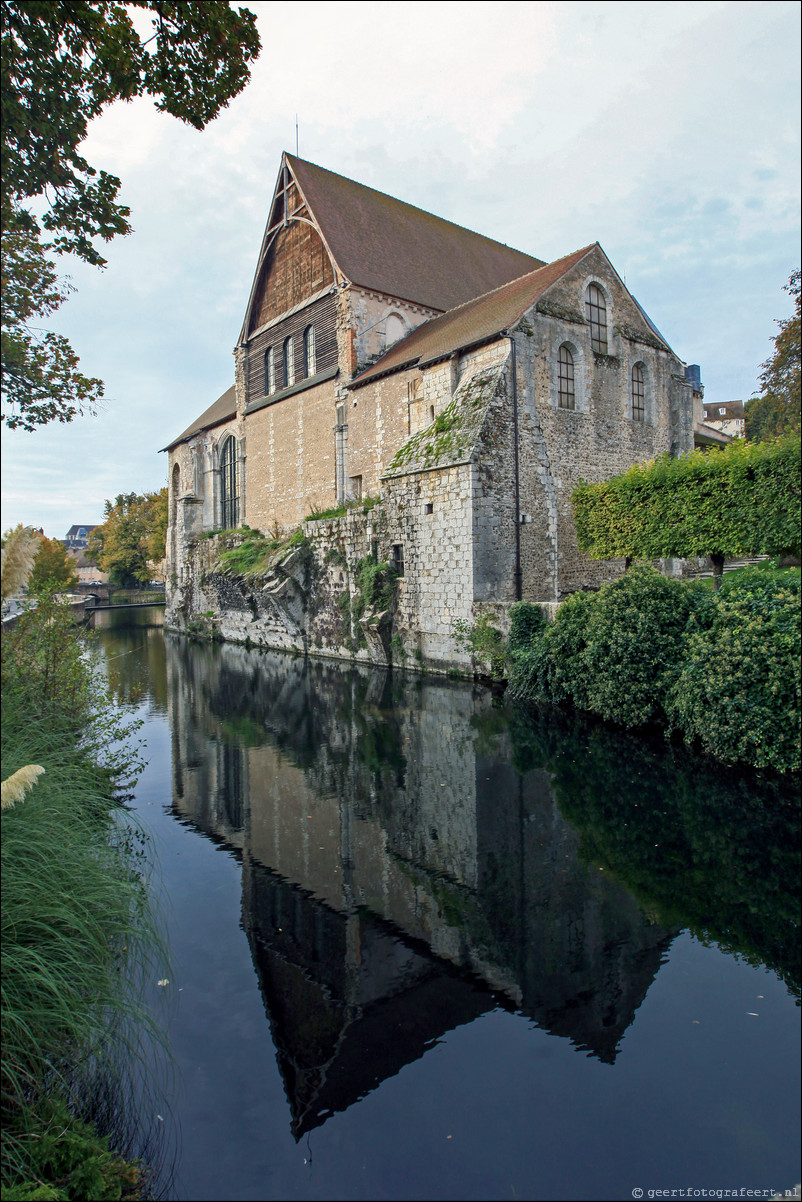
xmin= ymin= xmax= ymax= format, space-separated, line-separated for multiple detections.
xmin=97 ymin=609 xmax=800 ymax=1201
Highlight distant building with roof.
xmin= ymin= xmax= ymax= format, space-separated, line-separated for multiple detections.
xmin=61 ymin=525 xmax=107 ymax=584
xmin=702 ymin=399 xmax=745 ymax=438
xmin=63 ymin=524 xmax=99 ymax=549
xmin=164 ymin=154 xmax=703 ymax=670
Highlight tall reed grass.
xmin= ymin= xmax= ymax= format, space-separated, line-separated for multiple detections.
xmin=1 ymin=589 xmax=169 ymax=1198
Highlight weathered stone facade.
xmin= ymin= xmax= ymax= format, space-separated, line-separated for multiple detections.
xmin=164 ymin=155 xmax=697 ymax=671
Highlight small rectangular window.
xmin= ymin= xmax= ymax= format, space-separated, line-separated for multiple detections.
xmin=349 ymin=475 xmax=362 ymax=501
xmin=391 ymin=544 xmax=404 ymax=577
xmin=425 ymin=502 xmax=434 ymax=515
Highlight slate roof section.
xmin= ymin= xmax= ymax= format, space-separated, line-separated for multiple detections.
xmin=162 ymin=385 xmax=237 ymax=452
xmin=351 ymin=245 xmax=596 ymax=388
xmin=287 ymin=154 xmax=544 ymax=312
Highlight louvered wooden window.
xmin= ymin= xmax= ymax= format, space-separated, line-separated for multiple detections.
xmin=265 ymin=346 xmax=276 ymax=395
xmin=585 ymin=283 xmax=608 ymax=354
xmin=283 ymin=336 xmax=295 ymax=387
xmin=631 ymin=363 xmax=645 ymax=421
xmin=220 ymin=436 xmax=239 ymax=529
xmin=558 ymin=345 xmax=576 ymax=409
xmin=304 ymin=325 xmax=316 ymax=377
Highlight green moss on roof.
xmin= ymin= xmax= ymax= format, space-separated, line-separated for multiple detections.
xmin=384 ymin=363 xmax=506 ymax=477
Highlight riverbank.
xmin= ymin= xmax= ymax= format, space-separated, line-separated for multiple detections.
xmin=1 ymin=590 xmax=165 ymax=1200
xmin=506 ymin=562 xmax=801 ymax=775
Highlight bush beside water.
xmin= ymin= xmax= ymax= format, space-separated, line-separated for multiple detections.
xmin=1 ymin=590 xmax=164 ymax=1199
xmin=508 ymin=565 xmax=801 ymax=774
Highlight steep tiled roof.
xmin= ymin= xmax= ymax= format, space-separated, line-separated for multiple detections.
xmin=287 ymin=155 xmax=544 ymax=312
xmin=351 ymin=246 xmax=595 ymax=388
xmin=162 ymin=386 xmax=236 ymax=452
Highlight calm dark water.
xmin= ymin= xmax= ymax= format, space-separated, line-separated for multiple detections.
xmin=97 ymin=610 xmax=801 ymax=1202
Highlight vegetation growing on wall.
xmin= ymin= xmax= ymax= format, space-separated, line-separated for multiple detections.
xmin=215 ymin=525 xmax=307 ymax=577
xmin=507 ymin=565 xmax=800 ymax=774
xmin=336 ymin=555 xmax=398 ymax=651
xmin=452 ymin=613 xmax=506 ymax=680
xmin=572 ymin=435 xmax=801 ymax=581
xmin=304 ymin=495 xmax=381 ymax=522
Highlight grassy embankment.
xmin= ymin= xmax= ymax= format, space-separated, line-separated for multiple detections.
xmin=1 ymin=590 xmax=166 ymax=1201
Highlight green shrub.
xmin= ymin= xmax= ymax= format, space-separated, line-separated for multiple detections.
xmin=509 ymin=589 xmax=598 ymax=707
xmin=452 ymin=613 xmax=505 ymax=679
xmin=506 ymin=601 xmax=547 ymax=658
xmin=580 ymin=567 xmax=703 ymax=727
xmin=510 ymin=569 xmax=705 ymax=726
xmin=666 ymin=569 xmax=801 ymax=773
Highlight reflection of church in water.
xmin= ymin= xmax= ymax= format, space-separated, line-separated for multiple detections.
xmin=166 ymin=638 xmax=675 ymax=1139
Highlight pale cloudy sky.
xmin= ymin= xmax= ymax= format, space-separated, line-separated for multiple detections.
xmin=2 ymin=0 xmax=800 ymax=538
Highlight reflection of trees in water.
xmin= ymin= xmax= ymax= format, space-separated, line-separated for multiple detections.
xmin=496 ymin=702 xmax=801 ymax=1000
xmin=97 ymin=612 xmax=168 ymax=713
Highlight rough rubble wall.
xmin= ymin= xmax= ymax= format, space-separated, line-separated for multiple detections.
xmin=511 ymin=249 xmax=694 ymax=599
xmin=165 ymin=500 xmax=475 ymax=674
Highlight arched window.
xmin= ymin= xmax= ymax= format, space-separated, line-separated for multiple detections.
xmin=585 ymin=283 xmax=608 ymax=354
xmin=385 ymin=313 xmax=405 ymax=345
xmin=303 ymin=325 xmax=316 ymax=377
xmin=265 ymin=346 xmax=276 ymax=395
xmin=283 ymin=336 xmax=295 ymax=388
xmin=558 ymin=345 xmax=576 ymax=409
xmin=219 ymin=436 xmax=240 ymax=529
xmin=631 ymin=363 xmax=645 ymax=421
xmin=171 ymin=463 xmax=180 ymax=523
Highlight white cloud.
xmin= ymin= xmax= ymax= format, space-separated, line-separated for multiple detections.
xmin=2 ymin=0 xmax=799 ymax=537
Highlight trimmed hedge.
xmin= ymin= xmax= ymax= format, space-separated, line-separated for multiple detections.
xmin=572 ymin=434 xmax=801 ymax=562
xmin=507 ymin=567 xmax=800 ymax=774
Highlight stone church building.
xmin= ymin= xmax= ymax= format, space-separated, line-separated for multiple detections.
xmin=164 ymin=153 xmax=700 ymax=670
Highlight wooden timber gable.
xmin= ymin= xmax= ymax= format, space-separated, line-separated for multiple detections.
xmin=243 ymin=161 xmax=339 ymax=340
xmin=248 ymin=220 xmax=335 ymax=332
xmin=245 ymin=289 xmax=339 ymax=412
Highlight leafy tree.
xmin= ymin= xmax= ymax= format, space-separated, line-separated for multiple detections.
xmin=29 ymin=535 xmax=79 ymax=590
xmin=147 ymin=485 xmax=169 ymax=568
xmin=88 ymin=488 xmax=166 ymax=586
xmin=745 ymin=270 xmax=801 ymax=442
xmin=1 ymin=1 xmax=260 ymax=431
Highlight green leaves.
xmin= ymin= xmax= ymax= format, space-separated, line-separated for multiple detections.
xmin=507 ymin=566 xmax=801 ymax=774
xmin=1 ymin=1 xmax=260 ymax=430
xmin=88 ymin=488 xmax=167 ymax=585
xmin=1 ymin=2 xmax=260 ymax=252
xmin=573 ymin=434 xmax=801 ymax=561
xmin=746 ymin=269 xmax=801 ymax=442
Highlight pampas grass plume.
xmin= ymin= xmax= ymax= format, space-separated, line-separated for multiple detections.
xmin=1 ymin=524 xmax=44 ymax=599
xmin=1 ymin=765 xmax=46 ymax=810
